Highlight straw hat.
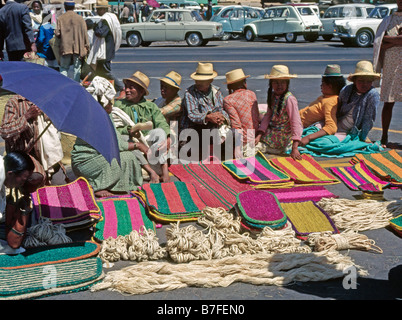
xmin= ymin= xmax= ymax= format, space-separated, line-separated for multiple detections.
xmin=225 ymin=68 xmax=250 ymax=84
xmin=347 ymin=60 xmax=381 ymax=82
xmin=160 ymin=71 xmax=181 ymax=90
xmin=123 ymin=71 xmax=150 ymax=96
xmin=95 ymin=0 xmax=110 ymax=8
xmin=265 ymin=65 xmax=297 ymax=80
xmin=322 ymin=64 xmax=342 ymax=77
xmin=190 ymin=62 xmax=218 ymax=81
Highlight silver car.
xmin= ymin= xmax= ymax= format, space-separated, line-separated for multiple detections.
xmin=121 ymin=9 xmax=223 ymax=47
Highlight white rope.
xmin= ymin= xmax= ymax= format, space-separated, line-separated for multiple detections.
xmin=317 ymin=198 xmax=402 ymax=232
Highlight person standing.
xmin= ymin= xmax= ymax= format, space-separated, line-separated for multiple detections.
xmin=140 ymin=0 xmax=150 ymax=21
xmin=120 ymin=3 xmax=129 ymax=24
xmin=55 ymin=0 xmax=89 ymax=82
xmin=373 ymin=0 xmax=402 ymax=147
xmin=128 ymin=0 xmax=138 ymax=22
xmin=88 ymin=0 xmax=124 ymax=98
xmin=0 ymin=0 xmax=37 ymax=61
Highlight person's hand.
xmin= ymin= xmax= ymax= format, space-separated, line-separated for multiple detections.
xmin=128 ymin=126 xmax=140 ymax=138
xmin=206 ymin=112 xmax=225 ymax=125
xmin=290 ymin=146 xmax=302 ymax=161
xmin=255 ymin=133 xmax=262 ymax=145
xmin=300 ymin=136 xmax=310 ymax=147
xmin=30 ymin=42 xmax=37 ymax=53
xmin=25 ymin=105 xmax=42 ymax=121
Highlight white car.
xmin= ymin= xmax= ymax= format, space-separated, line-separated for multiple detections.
xmin=319 ymin=3 xmax=375 ymax=41
xmin=243 ymin=4 xmax=323 ymax=43
xmin=334 ymin=3 xmax=398 ymax=47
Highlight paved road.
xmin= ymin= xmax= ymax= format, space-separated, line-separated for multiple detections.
xmin=2 ymin=39 xmax=402 ymax=304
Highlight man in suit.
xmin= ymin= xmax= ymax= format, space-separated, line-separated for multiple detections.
xmin=0 ymin=0 xmax=37 ymax=61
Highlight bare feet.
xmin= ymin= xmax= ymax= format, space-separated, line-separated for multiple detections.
xmin=95 ymin=190 xmax=115 ymax=198
xmin=150 ymin=171 xmax=160 ymax=183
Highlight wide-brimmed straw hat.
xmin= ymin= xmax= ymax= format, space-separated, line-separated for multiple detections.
xmin=322 ymin=64 xmax=342 ymax=77
xmin=347 ymin=60 xmax=381 ymax=82
xmin=123 ymin=71 xmax=150 ymax=96
xmin=160 ymin=71 xmax=181 ymax=90
xmin=95 ymin=0 xmax=110 ymax=8
xmin=225 ymin=68 xmax=250 ymax=84
xmin=190 ymin=62 xmax=218 ymax=81
xmin=265 ymin=65 xmax=297 ymax=80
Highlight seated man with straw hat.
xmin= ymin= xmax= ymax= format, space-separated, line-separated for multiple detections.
xmin=336 ymin=60 xmax=381 ymax=142
xmin=179 ymin=62 xmax=229 ymax=162
xmin=114 ymin=71 xmax=172 ymax=182
xmin=223 ymin=68 xmax=260 ymax=158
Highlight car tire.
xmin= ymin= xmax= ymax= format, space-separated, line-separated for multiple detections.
xmin=285 ymin=32 xmax=297 ymax=43
xmin=303 ymin=33 xmax=318 ymax=42
xmin=322 ymin=34 xmax=333 ymax=41
xmin=244 ymin=28 xmax=255 ymax=41
xmin=186 ymin=32 xmax=203 ymax=47
xmin=127 ymin=32 xmax=142 ymax=47
xmin=355 ymin=29 xmax=373 ymax=48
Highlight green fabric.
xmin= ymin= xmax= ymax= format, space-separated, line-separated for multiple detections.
xmin=293 ymin=126 xmax=384 ymax=158
xmin=114 ymin=98 xmax=171 ymax=137
xmin=71 ymin=115 xmax=143 ymax=192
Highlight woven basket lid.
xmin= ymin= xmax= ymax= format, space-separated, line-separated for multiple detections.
xmin=236 ymin=190 xmax=287 ymax=226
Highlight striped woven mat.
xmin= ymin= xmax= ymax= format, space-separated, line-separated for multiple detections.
xmin=330 ymin=160 xmax=390 ymax=191
xmin=263 ymin=185 xmax=338 ymax=203
xmin=169 ymin=163 xmax=253 ymax=210
xmin=139 ymin=181 xmax=207 ymax=222
xmin=350 ymin=150 xmax=402 ymax=185
xmin=0 ymin=242 xmax=102 ymax=299
xmin=31 ymin=177 xmax=101 ymax=227
xmin=270 ymin=154 xmax=340 ymax=185
xmin=281 ymin=201 xmax=339 ymax=240
xmin=93 ymin=195 xmax=155 ymax=241
xmin=222 ymin=151 xmax=293 ymax=188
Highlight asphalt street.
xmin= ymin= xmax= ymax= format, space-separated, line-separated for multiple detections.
xmin=2 ymin=38 xmax=402 ymax=305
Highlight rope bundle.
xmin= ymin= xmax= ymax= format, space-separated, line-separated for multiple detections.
xmin=317 ymin=198 xmax=402 ymax=232
xmin=90 ymin=250 xmax=367 ymax=295
xmin=307 ymin=230 xmax=383 ymax=253
xmin=98 ymin=226 xmax=166 ymax=263
xmin=23 ymin=217 xmax=72 ymax=247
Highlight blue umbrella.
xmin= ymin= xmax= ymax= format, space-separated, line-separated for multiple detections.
xmin=0 ymin=62 xmax=120 ymax=164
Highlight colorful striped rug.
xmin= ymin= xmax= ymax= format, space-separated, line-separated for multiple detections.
xmin=350 ymin=150 xmax=402 ymax=186
xmin=32 ymin=177 xmax=101 ymax=228
xmin=236 ymin=190 xmax=287 ymax=230
xmin=281 ymin=201 xmax=339 ymax=240
xmin=222 ymin=151 xmax=293 ymax=188
xmin=139 ymin=181 xmax=207 ymax=222
xmin=330 ymin=160 xmax=389 ymax=191
xmin=269 ymin=154 xmax=340 ymax=185
xmin=263 ymin=185 xmax=338 ymax=203
xmin=93 ymin=195 xmax=155 ymax=242
xmin=0 ymin=242 xmax=103 ymax=300
xmin=169 ymin=163 xmax=253 ymax=210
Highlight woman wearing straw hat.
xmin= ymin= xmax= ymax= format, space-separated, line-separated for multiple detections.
xmin=299 ymin=64 xmax=346 ymax=146
xmin=223 ymin=68 xmax=260 ymax=158
xmin=335 ymin=60 xmax=381 ymax=142
xmin=180 ymin=62 xmax=229 ymax=161
xmin=373 ymin=0 xmax=402 ymax=147
xmin=255 ymin=65 xmax=303 ymax=160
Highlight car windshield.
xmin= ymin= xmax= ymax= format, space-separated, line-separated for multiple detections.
xmin=368 ymin=6 xmax=389 ymax=19
xmin=191 ymin=10 xmax=203 ymax=21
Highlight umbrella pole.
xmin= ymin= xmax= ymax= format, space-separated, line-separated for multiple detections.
xmin=27 ymin=121 xmax=52 ymax=153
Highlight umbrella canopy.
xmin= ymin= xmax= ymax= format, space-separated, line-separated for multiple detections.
xmin=0 ymin=62 xmax=120 ymax=164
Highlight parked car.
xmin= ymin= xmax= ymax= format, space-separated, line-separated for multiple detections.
xmin=121 ymin=8 xmax=223 ymax=47
xmin=243 ymin=5 xmax=323 ymax=43
xmin=74 ymin=9 xmax=101 ymax=21
xmin=319 ymin=3 xmax=374 ymax=41
xmin=334 ymin=3 xmax=398 ymax=47
xmin=210 ymin=5 xmax=264 ymax=40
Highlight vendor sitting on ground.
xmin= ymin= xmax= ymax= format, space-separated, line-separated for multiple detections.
xmin=114 ymin=71 xmax=172 ymax=183
xmin=71 ymin=79 xmax=143 ymax=198
xmin=335 ymin=60 xmax=381 ymax=142
xmin=299 ymin=64 xmax=346 ymax=146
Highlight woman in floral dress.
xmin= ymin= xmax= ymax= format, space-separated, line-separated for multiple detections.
xmin=255 ymin=65 xmax=303 ymax=160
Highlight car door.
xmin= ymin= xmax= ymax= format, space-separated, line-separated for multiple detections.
xmin=165 ymin=11 xmax=185 ymax=41
xmin=258 ymin=8 xmax=274 ymax=36
xmin=272 ymin=8 xmax=288 ymax=35
xmin=143 ymin=11 xmax=167 ymax=41
xmin=321 ymin=6 xmax=341 ymax=34
xmin=228 ymin=8 xmax=244 ymax=33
